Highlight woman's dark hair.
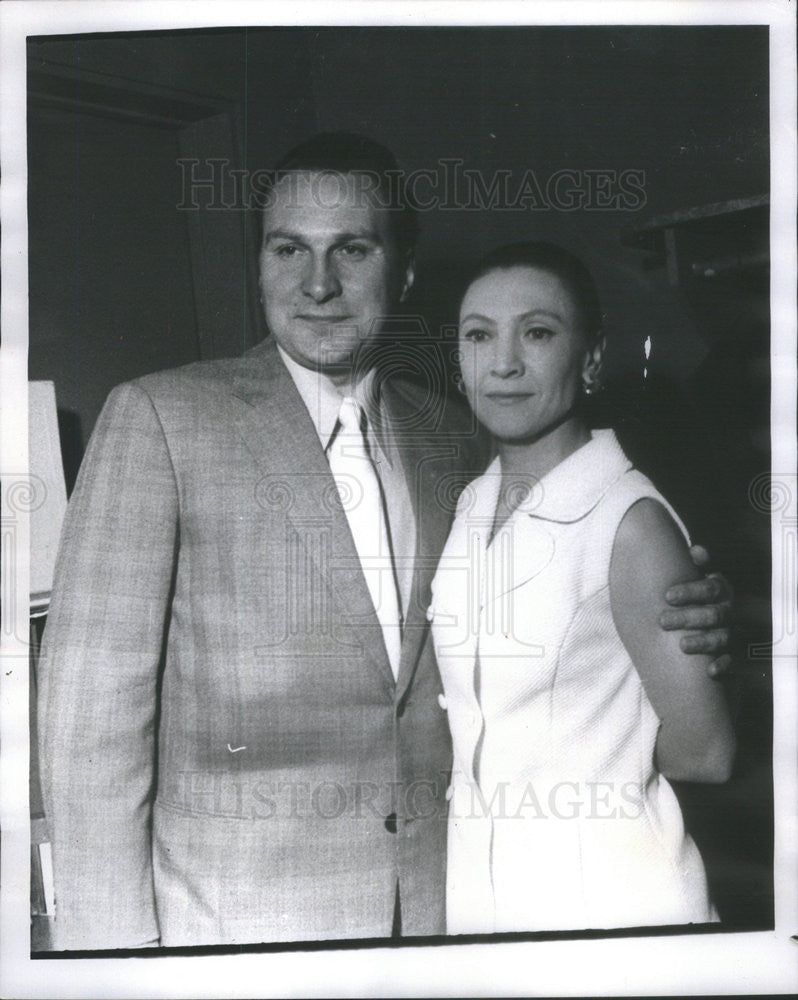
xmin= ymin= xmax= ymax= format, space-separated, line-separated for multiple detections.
xmin=262 ymin=132 xmax=419 ymax=257
xmin=463 ymin=241 xmax=603 ymax=342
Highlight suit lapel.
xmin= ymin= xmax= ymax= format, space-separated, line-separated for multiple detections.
xmin=383 ymin=380 xmax=464 ymax=703
xmin=230 ymin=343 xmax=478 ymax=701
xmin=231 ymin=339 xmax=396 ymax=693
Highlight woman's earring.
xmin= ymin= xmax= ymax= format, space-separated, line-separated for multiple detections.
xmin=582 ymin=369 xmax=603 ymax=395
xmin=453 ymin=372 xmax=467 ymax=395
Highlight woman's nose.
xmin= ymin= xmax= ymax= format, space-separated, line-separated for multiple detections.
xmin=301 ymin=255 xmax=341 ymax=302
xmin=490 ymin=338 xmax=524 ymax=378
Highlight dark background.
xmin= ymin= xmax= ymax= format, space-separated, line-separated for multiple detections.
xmin=27 ymin=26 xmax=773 ymax=932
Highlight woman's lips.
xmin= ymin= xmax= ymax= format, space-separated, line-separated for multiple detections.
xmin=484 ymin=391 xmax=535 ymax=405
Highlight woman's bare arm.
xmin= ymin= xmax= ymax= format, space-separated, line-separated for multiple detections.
xmin=609 ymin=498 xmax=735 ymax=783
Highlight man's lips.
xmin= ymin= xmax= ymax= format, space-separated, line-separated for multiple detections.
xmin=296 ymin=313 xmax=354 ymax=323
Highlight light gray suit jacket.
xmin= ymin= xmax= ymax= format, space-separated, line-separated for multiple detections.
xmin=38 ymin=337 xmax=485 ymax=949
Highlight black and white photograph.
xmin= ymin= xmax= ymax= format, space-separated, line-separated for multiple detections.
xmin=1 ymin=2 xmax=795 ymax=997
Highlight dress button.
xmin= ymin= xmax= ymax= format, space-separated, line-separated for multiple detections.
xmin=437 ymin=693 xmax=448 ymax=710
xmin=384 ymin=812 xmax=398 ymax=834
xmin=445 ymin=785 xmax=454 ymax=802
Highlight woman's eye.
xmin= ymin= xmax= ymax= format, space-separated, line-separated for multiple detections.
xmin=462 ymin=328 xmax=489 ymax=343
xmin=524 ymin=326 xmax=554 ymax=341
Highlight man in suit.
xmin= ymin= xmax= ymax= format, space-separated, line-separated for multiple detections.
xmin=38 ymin=133 xmax=731 ymax=950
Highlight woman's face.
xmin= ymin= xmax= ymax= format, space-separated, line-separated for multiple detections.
xmin=458 ymin=265 xmax=600 ymax=442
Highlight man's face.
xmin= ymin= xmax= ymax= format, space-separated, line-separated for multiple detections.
xmin=259 ymin=171 xmax=413 ymax=378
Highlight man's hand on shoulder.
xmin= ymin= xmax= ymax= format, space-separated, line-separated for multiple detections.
xmin=659 ymin=544 xmax=733 ymax=678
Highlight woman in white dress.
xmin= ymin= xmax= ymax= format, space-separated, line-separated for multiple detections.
xmin=430 ymin=242 xmax=735 ymax=935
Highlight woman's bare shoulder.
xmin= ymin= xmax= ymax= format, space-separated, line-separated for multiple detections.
xmin=611 ymin=496 xmax=699 ymax=596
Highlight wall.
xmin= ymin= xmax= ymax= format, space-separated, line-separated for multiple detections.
xmin=28 ymin=26 xmax=769 ymax=455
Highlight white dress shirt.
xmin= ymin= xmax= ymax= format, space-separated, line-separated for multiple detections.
xmin=276 ymin=344 xmax=416 ymax=622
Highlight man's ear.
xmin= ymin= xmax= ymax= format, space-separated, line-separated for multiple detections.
xmin=399 ymin=254 xmax=415 ymax=303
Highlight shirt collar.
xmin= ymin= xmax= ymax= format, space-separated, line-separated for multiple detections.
xmin=515 ymin=428 xmax=632 ymax=523
xmin=463 ymin=429 xmax=632 ymax=527
xmin=276 ymin=344 xmax=383 ymax=453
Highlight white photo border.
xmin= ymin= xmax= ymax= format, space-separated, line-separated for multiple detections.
xmin=1 ymin=2 xmax=795 ymax=997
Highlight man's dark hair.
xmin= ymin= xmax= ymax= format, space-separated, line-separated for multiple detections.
xmin=262 ymin=132 xmax=419 ymax=257
xmin=464 ymin=241 xmax=604 ymax=342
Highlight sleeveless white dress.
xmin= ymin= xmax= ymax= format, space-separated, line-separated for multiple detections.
xmin=429 ymin=429 xmax=717 ymax=934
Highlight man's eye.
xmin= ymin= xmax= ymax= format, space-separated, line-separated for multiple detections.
xmin=337 ymin=244 xmax=367 ymax=259
xmin=462 ymin=328 xmax=489 ymax=343
xmin=275 ymin=245 xmax=302 ymax=258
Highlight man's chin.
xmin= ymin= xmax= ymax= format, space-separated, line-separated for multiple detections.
xmin=270 ymin=324 xmax=382 ymax=378
xmin=314 ymin=356 xmax=357 ymax=379
xmin=316 ymin=339 xmax=381 ymax=374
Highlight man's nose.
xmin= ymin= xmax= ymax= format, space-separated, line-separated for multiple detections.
xmin=301 ymin=254 xmax=341 ymax=302
xmin=491 ymin=337 xmax=524 ymax=378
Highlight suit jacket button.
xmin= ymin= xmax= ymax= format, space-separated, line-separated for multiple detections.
xmin=384 ymin=812 xmax=398 ymax=833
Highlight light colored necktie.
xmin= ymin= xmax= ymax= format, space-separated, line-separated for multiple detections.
xmin=327 ymin=396 xmax=403 ymax=680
